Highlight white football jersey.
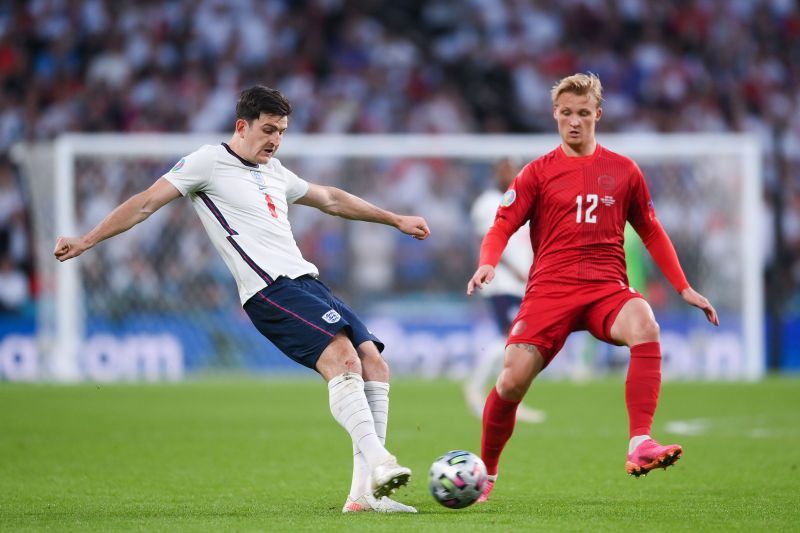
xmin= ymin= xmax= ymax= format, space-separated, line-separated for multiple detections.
xmin=470 ymin=188 xmax=533 ymax=297
xmin=164 ymin=143 xmax=318 ymax=304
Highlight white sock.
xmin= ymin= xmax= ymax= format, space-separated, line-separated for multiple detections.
xmin=629 ymin=434 xmax=651 ymax=454
xmin=328 ymin=372 xmax=390 ymax=472
xmin=349 ymin=381 xmax=390 ymax=498
xmin=364 ymin=381 xmax=390 ymax=445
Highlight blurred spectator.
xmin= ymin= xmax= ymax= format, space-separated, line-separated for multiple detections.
xmin=0 ymin=255 xmax=28 ymax=313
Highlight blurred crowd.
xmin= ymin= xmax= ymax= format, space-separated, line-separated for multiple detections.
xmin=1 ymin=0 xmax=799 ymax=359
xmin=72 ymin=155 xmax=483 ymax=317
xmin=73 ymin=154 xmax=734 ymax=319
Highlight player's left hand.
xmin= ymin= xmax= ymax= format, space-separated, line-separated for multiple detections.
xmin=681 ymin=287 xmax=719 ymax=326
xmin=397 ymin=215 xmax=430 ymax=240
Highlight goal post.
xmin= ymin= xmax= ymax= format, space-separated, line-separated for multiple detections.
xmin=11 ymin=133 xmax=763 ymax=381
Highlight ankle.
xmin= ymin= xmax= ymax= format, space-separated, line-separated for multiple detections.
xmin=629 ymin=434 xmax=651 ymax=453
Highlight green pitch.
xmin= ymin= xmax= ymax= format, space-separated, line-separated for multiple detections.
xmin=1 ymin=378 xmax=798 ymax=531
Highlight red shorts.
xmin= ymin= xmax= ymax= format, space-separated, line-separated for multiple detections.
xmin=507 ymin=281 xmax=643 ymax=366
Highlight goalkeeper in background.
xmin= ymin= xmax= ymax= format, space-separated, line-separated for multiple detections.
xmin=467 ymin=73 xmax=718 ymax=502
xmin=54 ymin=86 xmax=427 ymax=513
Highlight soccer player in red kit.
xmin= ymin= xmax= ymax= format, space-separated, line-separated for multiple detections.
xmin=466 ymin=73 xmax=719 ymax=500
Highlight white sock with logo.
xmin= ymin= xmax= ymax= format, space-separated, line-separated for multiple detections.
xmin=328 ymin=373 xmax=390 ymax=473
xmin=349 ymin=381 xmax=391 ymax=498
xmin=629 ymin=434 xmax=651 ymax=454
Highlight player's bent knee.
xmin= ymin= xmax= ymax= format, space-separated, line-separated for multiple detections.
xmin=317 ymin=332 xmax=362 ymax=379
xmin=641 ymin=319 xmax=660 ymax=341
xmin=495 ymin=372 xmax=528 ymax=402
xmin=367 ymin=359 xmax=390 ymax=381
xmin=359 ymin=349 xmax=389 ymax=382
xmin=342 ymin=354 xmax=361 ymax=372
xmin=319 ymin=354 xmax=362 ymax=380
xmin=628 ymin=318 xmax=660 ymax=344
xmin=494 ymin=343 xmax=544 ymax=401
xmin=495 ymin=382 xmax=526 ymax=402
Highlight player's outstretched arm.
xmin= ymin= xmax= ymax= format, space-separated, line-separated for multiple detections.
xmin=295 ymin=183 xmax=430 ymax=240
xmin=633 ymin=218 xmax=719 ymax=326
xmin=54 ymin=177 xmax=182 ymax=262
xmin=680 ymin=287 xmax=719 ymax=326
xmin=466 ymin=265 xmax=495 ymax=296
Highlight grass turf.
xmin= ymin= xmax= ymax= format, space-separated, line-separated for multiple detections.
xmin=1 ymin=378 xmax=798 ymax=531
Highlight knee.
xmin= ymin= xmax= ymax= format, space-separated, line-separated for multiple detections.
xmin=320 ymin=334 xmax=362 ymax=376
xmin=337 ymin=344 xmax=361 ymax=373
xmin=329 ymin=349 xmax=361 ymax=374
xmin=613 ymin=299 xmax=662 ymax=346
xmin=496 ymin=371 xmax=528 ymax=402
xmin=630 ymin=317 xmax=660 ymax=345
xmin=622 ymin=318 xmax=661 ymax=346
xmin=494 ymin=344 xmax=544 ymax=401
xmin=341 ymin=353 xmax=361 ymax=373
xmin=361 ymin=352 xmax=389 ymax=381
xmin=356 ymin=341 xmax=389 ymax=381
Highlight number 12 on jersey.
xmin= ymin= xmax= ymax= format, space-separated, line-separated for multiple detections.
xmin=576 ymin=194 xmax=598 ymax=223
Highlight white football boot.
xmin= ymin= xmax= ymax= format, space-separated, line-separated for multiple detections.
xmin=370 ymin=455 xmax=411 ymax=498
xmin=342 ymin=494 xmax=417 ymax=513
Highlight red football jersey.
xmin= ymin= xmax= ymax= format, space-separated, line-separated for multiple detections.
xmin=491 ymin=144 xmax=658 ymax=289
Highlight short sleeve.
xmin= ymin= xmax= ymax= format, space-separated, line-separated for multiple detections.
xmin=495 ymin=163 xmax=536 ymax=231
xmin=626 ymin=161 xmax=657 ymax=232
xmin=279 ymin=161 xmax=310 ymax=204
xmin=163 ymin=147 xmax=215 ymax=196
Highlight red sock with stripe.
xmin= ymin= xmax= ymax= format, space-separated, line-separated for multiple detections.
xmin=481 ymin=387 xmax=520 ymax=476
xmin=626 ymin=342 xmax=662 ymax=438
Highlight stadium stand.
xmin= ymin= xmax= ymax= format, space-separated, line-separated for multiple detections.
xmin=0 ymin=0 xmax=797 ymax=367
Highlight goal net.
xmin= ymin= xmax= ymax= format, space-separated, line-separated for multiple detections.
xmin=11 ymin=133 xmax=763 ymax=381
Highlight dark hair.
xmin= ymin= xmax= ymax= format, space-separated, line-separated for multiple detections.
xmin=236 ymin=86 xmax=292 ymax=122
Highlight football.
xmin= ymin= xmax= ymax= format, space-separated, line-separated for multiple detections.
xmin=428 ymin=450 xmax=488 ymax=509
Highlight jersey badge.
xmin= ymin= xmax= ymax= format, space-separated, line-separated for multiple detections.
xmin=598 ymin=174 xmax=616 ymax=190
xmin=322 ymin=310 xmax=341 ymax=324
xmin=501 ymin=189 xmax=516 ymax=207
xmin=170 ymin=158 xmax=186 ymax=172
xmin=251 ymin=170 xmax=267 ymax=191
xmin=601 ymin=195 xmax=616 ymax=206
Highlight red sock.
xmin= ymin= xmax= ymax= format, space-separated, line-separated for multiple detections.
xmin=626 ymin=342 xmax=662 ymax=438
xmin=481 ymin=387 xmax=520 ymax=476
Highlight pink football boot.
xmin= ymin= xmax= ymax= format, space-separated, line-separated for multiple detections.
xmin=476 ymin=475 xmax=497 ymax=503
xmin=626 ymin=439 xmax=683 ymax=477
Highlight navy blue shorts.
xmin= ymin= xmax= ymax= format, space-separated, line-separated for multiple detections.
xmin=488 ymin=294 xmax=523 ymax=335
xmin=243 ymin=275 xmax=384 ymax=370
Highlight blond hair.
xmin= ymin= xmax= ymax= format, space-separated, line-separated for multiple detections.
xmin=550 ymin=73 xmax=603 ymax=107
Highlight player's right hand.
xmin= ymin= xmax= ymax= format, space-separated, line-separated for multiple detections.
xmin=396 ymin=215 xmax=430 ymax=240
xmin=466 ymin=265 xmax=495 ymax=296
xmin=54 ymin=236 xmax=89 ymax=262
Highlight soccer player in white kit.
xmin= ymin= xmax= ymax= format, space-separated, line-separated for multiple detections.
xmin=54 ymin=86 xmax=429 ymax=513
xmin=466 ymin=159 xmax=544 ymax=424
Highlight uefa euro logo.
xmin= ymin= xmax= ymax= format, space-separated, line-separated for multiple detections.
xmin=501 ymin=189 xmax=516 ymax=207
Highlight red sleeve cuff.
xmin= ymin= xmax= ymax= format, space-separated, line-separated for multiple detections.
xmin=478 ymin=220 xmax=514 ymax=267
